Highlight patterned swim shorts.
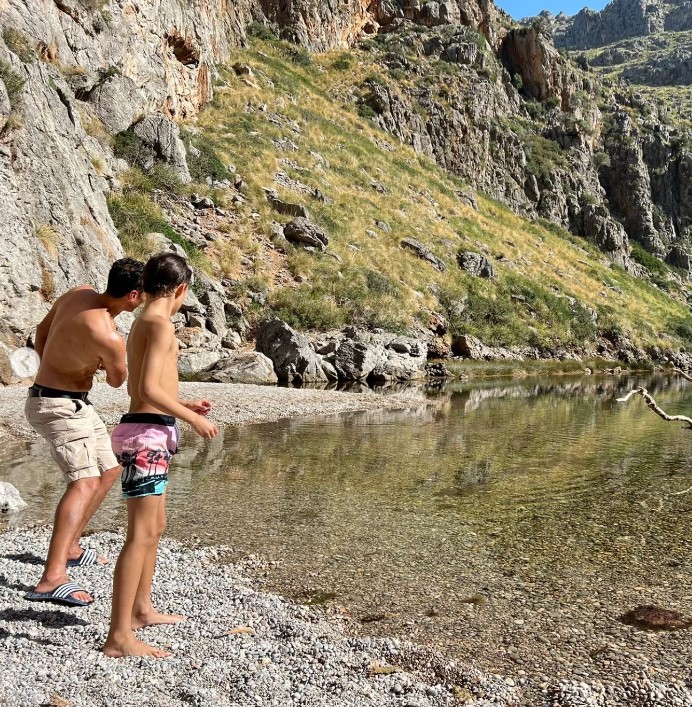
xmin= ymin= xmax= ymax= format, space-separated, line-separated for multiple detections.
xmin=111 ymin=413 xmax=179 ymax=499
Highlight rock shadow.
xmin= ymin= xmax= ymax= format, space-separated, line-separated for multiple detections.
xmin=3 ymin=551 xmax=44 ymax=565
xmin=0 ymin=573 xmax=33 ymax=592
xmin=0 ymin=607 xmax=88 ymax=627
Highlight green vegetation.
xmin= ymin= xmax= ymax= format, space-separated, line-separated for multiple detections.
xmin=0 ymin=60 xmax=25 ymax=107
xmin=108 ymin=169 xmax=209 ymax=271
xmin=103 ymin=35 xmax=692 ymax=352
xmin=2 ymin=27 xmax=35 ymax=63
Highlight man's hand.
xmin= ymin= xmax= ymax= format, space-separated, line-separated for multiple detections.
xmin=182 ymin=399 xmax=212 ymax=416
xmin=191 ymin=414 xmax=218 ymax=439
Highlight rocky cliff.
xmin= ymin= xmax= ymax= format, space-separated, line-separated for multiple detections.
xmin=1 ymin=0 xmax=691 ymax=380
xmin=534 ymin=0 xmax=692 ymax=50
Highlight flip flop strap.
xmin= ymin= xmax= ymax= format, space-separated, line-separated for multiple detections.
xmin=52 ymin=582 xmax=85 ymax=599
xmin=77 ymin=548 xmax=98 ymax=566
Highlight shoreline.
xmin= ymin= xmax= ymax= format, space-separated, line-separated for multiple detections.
xmin=0 ymin=381 xmax=427 ymax=442
xmin=0 ymin=527 xmax=513 ymax=707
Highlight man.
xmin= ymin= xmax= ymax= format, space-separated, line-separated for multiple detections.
xmin=24 ymin=258 xmax=145 ymax=607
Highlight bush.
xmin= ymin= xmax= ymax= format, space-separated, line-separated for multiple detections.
xmin=247 ymin=22 xmax=277 ymax=41
xmin=2 ymin=28 xmax=35 ymax=63
xmin=113 ymin=130 xmax=155 ymax=169
xmin=357 ymin=103 xmax=377 ymax=120
xmin=0 ymin=60 xmax=25 ymax=107
xmin=667 ymin=315 xmax=692 ymax=345
xmin=107 ymin=191 xmax=207 ymax=270
xmin=332 ymin=53 xmax=353 ymax=71
xmin=630 ymin=242 xmax=668 ymax=279
xmin=182 ymin=131 xmax=231 ymax=183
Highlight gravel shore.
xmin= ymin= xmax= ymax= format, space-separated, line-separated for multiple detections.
xmin=0 ymin=527 xmax=516 ymax=707
xmin=0 ymin=381 xmax=425 ymax=440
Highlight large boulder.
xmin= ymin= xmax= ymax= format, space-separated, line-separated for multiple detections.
xmin=256 ymin=319 xmax=329 ymax=383
xmin=452 ymin=334 xmax=522 ymax=361
xmin=132 ymin=113 xmax=191 ymax=182
xmin=457 ymin=251 xmax=494 ymax=279
xmin=334 ymin=339 xmax=387 ymax=380
xmin=283 ymin=218 xmax=329 ymax=250
xmin=400 ymin=238 xmax=446 ymax=272
xmin=178 ymin=349 xmax=221 ymax=378
xmin=201 ymin=352 xmax=278 ymax=385
xmin=89 ymin=73 xmax=145 ymax=135
xmin=0 ymin=482 xmax=27 ymax=512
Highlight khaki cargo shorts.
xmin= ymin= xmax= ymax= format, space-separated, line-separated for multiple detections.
xmin=25 ymin=396 xmax=119 ymax=483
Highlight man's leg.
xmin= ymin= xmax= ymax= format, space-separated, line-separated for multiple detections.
xmin=33 ymin=477 xmax=100 ymax=603
xmin=132 ymin=491 xmax=185 ymax=628
xmin=102 ymin=494 xmax=171 ymax=658
xmin=68 ymin=465 xmax=121 ymax=563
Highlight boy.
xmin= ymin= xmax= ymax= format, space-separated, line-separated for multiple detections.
xmin=103 ymin=253 xmax=218 ymax=658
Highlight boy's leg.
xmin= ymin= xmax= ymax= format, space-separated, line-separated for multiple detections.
xmin=132 ymin=491 xmax=185 ymax=628
xmin=102 ymin=495 xmax=171 ymax=658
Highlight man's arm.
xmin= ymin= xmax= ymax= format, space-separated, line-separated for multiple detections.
xmin=98 ymin=332 xmax=128 ymax=388
xmin=139 ymin=320 xmax=216 ymax=438
xmin=34 ymin=300 xmax=60 ymax=358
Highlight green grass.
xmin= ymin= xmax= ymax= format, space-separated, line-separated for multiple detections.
xmin=107 ymin=36 xmax=692 ymax=352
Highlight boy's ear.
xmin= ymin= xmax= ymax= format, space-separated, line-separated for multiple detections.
xmin=175 ymin=282 xmax=188 ymax=299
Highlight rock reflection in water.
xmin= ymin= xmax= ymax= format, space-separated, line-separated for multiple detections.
xmin=1 ymin=373 xmax=691 ymax=692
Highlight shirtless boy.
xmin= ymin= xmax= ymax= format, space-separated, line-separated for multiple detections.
xmin=24 ymin=258 xmax=145 ymax=607
xmin=103 ymin=252 xmax=217 ymax=658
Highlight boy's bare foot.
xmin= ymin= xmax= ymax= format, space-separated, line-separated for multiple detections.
xmin=102 ymin=636 xmax=171 ymax=658
xmin=32 ymin=577 xmax=92 ymax=603
xmin=131 ymin=611 xmax=186 ymax=629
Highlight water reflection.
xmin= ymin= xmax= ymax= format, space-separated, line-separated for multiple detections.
xmin=2 ymin=373 xmax=691 ymax=687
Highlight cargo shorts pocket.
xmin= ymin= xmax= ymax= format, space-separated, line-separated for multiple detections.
xmin=50 ymin=430 xmax=93 ymax=473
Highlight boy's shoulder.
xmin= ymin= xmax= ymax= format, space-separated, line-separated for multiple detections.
xmin=131 ymin=312 xmax=175 ymax=338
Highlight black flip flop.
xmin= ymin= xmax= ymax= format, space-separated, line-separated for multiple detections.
xmin=25 ymin=582 xmax=93 ymax=607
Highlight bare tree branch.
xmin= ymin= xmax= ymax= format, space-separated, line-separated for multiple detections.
xmin=616 ymin=387 xmax=692 ymax=429
xmin=674 ymin=368 xmax=692 ymax=382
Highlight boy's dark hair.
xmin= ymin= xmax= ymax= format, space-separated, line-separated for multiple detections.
xmin=106 ymin=258 xmax=145 ymax=298
xmin=143 ymin=252 xmax=192 ymax=297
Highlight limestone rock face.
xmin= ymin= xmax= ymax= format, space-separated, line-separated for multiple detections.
xmin=256 ymin=319 xmax=329 ymax=383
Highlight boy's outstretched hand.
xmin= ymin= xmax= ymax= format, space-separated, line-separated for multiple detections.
xmin=191 ymin=414 xmax=218 ymax=439
xmin=183 ymin=399 xmax=212 ymax=415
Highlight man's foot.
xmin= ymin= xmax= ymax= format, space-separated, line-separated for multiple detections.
xmin=102 ymin=636 xmax=171 ymax=658
xmin=31 ymin=577 xmax=92 ymax=604
xmin=67 ymin=547 xmax=109 ymax=566
xmin=132 ymin=610 xmax=186 ymax=630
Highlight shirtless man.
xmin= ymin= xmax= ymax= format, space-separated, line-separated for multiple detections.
xmin=24 ymin=258 xmax=145 ymax=607
xmin=103 ymin=252 xmax=217 ymax=658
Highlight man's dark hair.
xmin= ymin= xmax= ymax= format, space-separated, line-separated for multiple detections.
xmin=106 ymin=258 xmax=145 ymax=298
xmin=143 ymin=252 xmax=192 ymax=297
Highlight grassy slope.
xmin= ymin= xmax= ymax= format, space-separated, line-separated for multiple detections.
xmin=124 ymin=37 xmax=692 ymax=351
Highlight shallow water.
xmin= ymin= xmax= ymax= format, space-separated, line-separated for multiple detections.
xmin=2 ymin=373 xmax=692 ymax=687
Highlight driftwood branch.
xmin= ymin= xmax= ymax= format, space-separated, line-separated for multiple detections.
xmin=616 ymin=387 xmax=692 ymax=429
xmin=673 ymin=368 xmax=692 ymax=382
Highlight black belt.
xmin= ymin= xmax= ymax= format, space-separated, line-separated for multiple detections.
xmin=28 ymin=385 xmax=92 ymax=404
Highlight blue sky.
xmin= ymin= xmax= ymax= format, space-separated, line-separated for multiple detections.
xmin=496 ymin=1 xmax=608 ymax=19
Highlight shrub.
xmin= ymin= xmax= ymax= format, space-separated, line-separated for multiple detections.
xmin=247 ymin=22 xmax=277 ymax=41
xmin=2 ymin=27 xmax=35 ymax=63
xmin=332 ymin=53 xmax=352 ymax=71
xmin=113 ymin=130 xmax=155 ymax=168
xmin=0 ymin=60 xmax=25 ymax=107
xmin=667 ymin=315 xmax=692 ymax=345
xmin=357 ymin=103 xmax=377 ymax=120
xmin=630 ymin=242 xmax=668 ymax=278
xmin=182 ymin=131 xmax=231 ymax=183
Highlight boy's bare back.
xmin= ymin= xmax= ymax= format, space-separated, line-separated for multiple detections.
xmin=126 ymin=312 xmax=180 ymax=414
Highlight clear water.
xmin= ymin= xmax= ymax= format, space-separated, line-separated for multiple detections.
xmin=3 ymin=372 xmax=691 ymax=686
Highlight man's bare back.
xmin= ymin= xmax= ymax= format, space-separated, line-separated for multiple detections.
xmin=35 ymin=286 xmax=127 ymax=392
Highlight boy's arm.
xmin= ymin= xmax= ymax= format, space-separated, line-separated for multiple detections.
xmin=139 ymin=320 xmax=216 ymax=436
